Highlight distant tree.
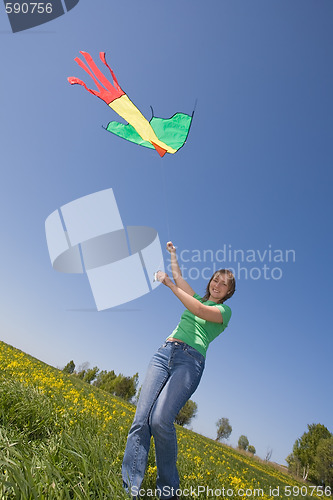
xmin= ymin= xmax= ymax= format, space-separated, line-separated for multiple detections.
xmin=286 ymin=452 xmax=301 ymax=476
xmin=238 ymin=435 xmax=249 ymax=450
xmin=94 ymin=370 xmax=138 ymax=402
xmin=75 ymin=361 xmax=90 ymax=380
xmin=292 ymin=423 xmax=332 ymax=480
xmin=175 ymin=400 xmax=198 ymax=427
xmin=312 ymin=436 xmax=333 ymax=488
xmin=265 ymin=448 xmax=273 ymax=462
xmin=216 ymin=418 xmax=232 ymax=442
xmin=83 ymin=366 xmax=99 ymax=384
xmin=63 ymin=360 xmax=75 ymax=374
xmin=248 ymin=445 xmax=256 ymax=455
xmin=94 ymin=370 xmax=116 ymax=390
xmin=111 ymin=373 xmax=139 ymax=401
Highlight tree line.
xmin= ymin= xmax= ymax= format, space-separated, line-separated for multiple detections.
xmin=63 ymin=360 xmax=139 ymax=401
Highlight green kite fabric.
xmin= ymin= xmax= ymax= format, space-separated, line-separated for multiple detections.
xmin=105 ymin=113 xmax=193 ymax=151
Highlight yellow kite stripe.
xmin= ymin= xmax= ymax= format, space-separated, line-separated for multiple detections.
xmin=109 ymin=95 xmax=177 ymax=154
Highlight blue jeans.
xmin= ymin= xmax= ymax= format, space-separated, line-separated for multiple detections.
xmin=122 ymin=341 xmax=205 ymax=499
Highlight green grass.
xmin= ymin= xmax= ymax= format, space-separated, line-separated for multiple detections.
xmin=0 ymin=340 xmax=331 ymax=499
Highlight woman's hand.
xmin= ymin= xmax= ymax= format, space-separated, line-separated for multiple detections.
xmin=166 ymin=241 xmax=176 ymax=253
xmin=156 ymin=271 xmax=173 ymax=287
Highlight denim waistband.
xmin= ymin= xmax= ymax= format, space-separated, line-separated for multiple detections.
xmin=164 ymin=340 xmax=184 ymax=346
xmin=163 ymin=340 xmax=189 ymax=348
xmin=162 ymin=340 xmax=205 ymax=363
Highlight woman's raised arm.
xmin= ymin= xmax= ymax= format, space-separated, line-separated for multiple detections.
xmin=166 ymin=242 xmax=195 ymax=296
xmin=156 ymin=271 xmax=223 ymax=324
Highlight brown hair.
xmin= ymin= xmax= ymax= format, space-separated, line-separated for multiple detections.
xmin=202 ymin=269 xmax=236 ymax=304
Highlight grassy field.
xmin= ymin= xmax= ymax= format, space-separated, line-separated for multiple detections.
xmin=0 ymin=340 xmax=331 ymax=499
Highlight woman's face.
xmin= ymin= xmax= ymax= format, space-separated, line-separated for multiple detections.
xmin=208 ymin=273 xmax=229 ymax=303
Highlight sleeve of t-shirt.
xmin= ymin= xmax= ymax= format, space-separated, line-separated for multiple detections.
xmin=193 ymin=294 xmax=232 ymax=326
xmin=215 ymin=303 xmax=232 ymax=326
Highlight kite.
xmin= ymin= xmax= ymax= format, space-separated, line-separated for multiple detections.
xmin=68 ymin=51 xmax=193 ymax=157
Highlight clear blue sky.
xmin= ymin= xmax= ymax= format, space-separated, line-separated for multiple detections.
xmin=0 ymin=0 xmax=332 ymax=466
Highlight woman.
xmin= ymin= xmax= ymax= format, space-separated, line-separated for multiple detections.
xmin=122 ymin=242 xmax=236 ymax=499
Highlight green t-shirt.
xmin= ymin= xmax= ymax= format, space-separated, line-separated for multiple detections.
xmin=167 ymin=293 xmax=232 ymax=358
